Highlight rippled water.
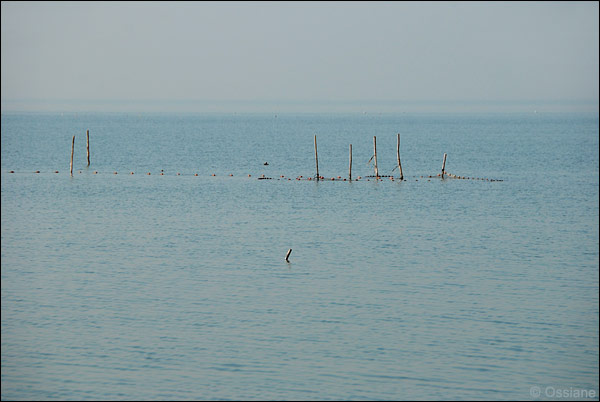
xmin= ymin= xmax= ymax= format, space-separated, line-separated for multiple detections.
xmin=1 ymin=111 xmax=598 ymax=400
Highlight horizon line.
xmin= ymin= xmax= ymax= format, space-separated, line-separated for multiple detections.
xmin=2 ymin=98 xmax=598 ymax=114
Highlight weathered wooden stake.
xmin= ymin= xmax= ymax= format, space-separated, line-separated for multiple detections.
xmin=441 ymin=153 xmax=447 ymax=178
xmin=70 ymin=135 xmax=75 ymax=176
xmin=397 ymin=134 xmax=403 ymax=180
xmin=314 ymin=135 xmax=320 ymax=181
xmin=373 ymin=136 xmax=379 ymax=179
xmin=349 ymin=144 xmax=353 ymax=181
xmin=86 ymin=129 xmax=90 ymax=166
xmin=285 ymin=248 xmax=292 ymax=262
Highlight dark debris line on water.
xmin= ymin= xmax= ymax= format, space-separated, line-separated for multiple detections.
xmin=5 ymin=170 xmax=504 ymax=182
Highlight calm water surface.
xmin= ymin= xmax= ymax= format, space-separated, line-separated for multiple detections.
xmin=1 ymin=112 xmax=598 ymax=400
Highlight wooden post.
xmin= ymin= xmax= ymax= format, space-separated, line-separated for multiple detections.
xmin=314 ymin=135 xmax=320 ymax=181
xmin=86 ymin=129 xmax=90 ymax=166
xmin=349 ymin=144 xmax=352 ymax=181
xmin=373 ymin=136 xmax=379 ymax=179
xmin=285 ymin=248 xmax=292 ymax=262
xmin=441 ymin=153 xmax=447 ymax=178
xmin=397 ymin=134 xmax=403 ymax=180
xmin=70 ymin=135 xmax=75 ymax=176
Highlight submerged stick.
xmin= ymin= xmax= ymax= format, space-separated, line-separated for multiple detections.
xmin=70 ymin=135 xmax=75 ymax=176
xmin=441 ymin=153 xmax=447 ymax=178
xmin=86 ymin=129 xmax=90 ymax=166
xmin=285 ymin=248 xmax=292 ymax=262
xmin=314 ymin=135 xmax=320 ymax=181
xmin=397 ymin=134 xmax=403 ymax=180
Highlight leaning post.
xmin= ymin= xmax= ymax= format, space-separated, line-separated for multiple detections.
xmin=441 ymin=153 xmax=447 ymax=179
xmin=314 ymin=135 xmax=320 ymax=181
xmin=397 ymin=133 xmax=403 ymax=180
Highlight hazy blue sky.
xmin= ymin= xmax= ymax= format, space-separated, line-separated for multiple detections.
xmin=1 ymin=1 xmax=598 ymax=112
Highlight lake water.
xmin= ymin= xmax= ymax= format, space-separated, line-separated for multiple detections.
xmin=1 ymin=111 xmax=598 ymax=400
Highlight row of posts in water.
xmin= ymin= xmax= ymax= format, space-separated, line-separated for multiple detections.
xmin=7 ymin=131 xmax=502 ymax=182
xmin=316 ymin=133 xmax=447 ymax=181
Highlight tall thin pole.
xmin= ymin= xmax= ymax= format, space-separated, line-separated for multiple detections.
xmin=373 ymin=136 xmax=379 ymax=179
xmin=86 ymin=129 xmax=90 ymax=166
xmin=70 ymin=135 xmax=75 ymax=176
xmin=349 ymin=144 xmax=353 ymax=181
xmin=441 ymin=153 xmax=447 ymax=178
xmin=314 ymin=135 xmax=320 ymax=181
xmin=397 ymin=133 xmax=403 ymax=180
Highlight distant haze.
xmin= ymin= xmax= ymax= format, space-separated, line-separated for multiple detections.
xmin=1 ymin=1 xmax=598 ymax=113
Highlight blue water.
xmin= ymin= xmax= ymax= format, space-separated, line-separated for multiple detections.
xmin=2 ymin=111 xmax=598 ymax=400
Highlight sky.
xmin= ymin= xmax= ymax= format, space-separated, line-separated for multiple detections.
xmin=1 ymin=1 xmax=599 ymax=113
